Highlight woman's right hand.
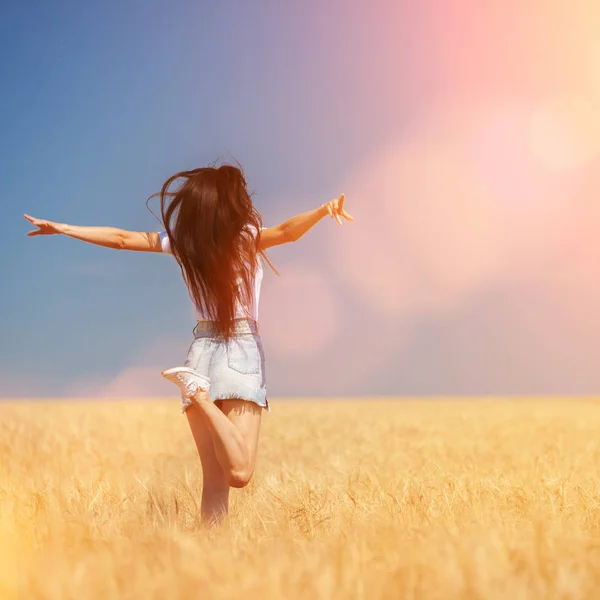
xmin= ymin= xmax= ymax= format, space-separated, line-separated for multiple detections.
xmin=322 ymin=194 xmax=353 ymax=225
xmin=24 ymin=214 xmax=64 ymax=236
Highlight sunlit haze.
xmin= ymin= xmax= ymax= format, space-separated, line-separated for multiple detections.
xmin=2 ymin=0 xmax=600 ymax=397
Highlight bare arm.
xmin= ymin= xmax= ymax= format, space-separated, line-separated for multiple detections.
xmin=24 ymin=215 xmax=162 ymax=252
xmin=259 ymin=194 xmax=352 ymax=250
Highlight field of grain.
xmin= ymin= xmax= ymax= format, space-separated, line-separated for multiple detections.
xmin=1 ymin=398 xmax=600 ymax=599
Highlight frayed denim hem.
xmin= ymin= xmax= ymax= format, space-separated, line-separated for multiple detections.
xmin=181 ymin=392 xmax=269 ymax=414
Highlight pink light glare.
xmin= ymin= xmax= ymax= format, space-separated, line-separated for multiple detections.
xmin=64 ymin=334 xmax=190 ymax=398
xmin=260 ymin=264 xmax=340 ymax=358
xmin=66 ymin=367 xmax=174 ymax=398
xmin=466 ymin=106 xmax=576 ymax=212
xmin=330 ymin=112 xmax=504 ymax=321
xmin=329 ymin=97 xmax=595 ymax=324
xmin=529 ymin=95 xmax=600 ymax=171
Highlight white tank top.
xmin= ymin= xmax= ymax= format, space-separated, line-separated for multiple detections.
xmin=158 ymin=228 xmax=264 ymax=322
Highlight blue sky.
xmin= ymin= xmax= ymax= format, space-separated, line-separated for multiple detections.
xmin=1 ymin=0 xmax=421 ymax=397
xmin=2 ymin=0 xmax=600 ymax=398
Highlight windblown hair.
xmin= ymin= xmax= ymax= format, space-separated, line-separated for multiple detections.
xmin=149 ymin=165 xmax=266 ymax=341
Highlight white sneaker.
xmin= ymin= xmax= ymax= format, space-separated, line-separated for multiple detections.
xmin=161 ymin=367 xmax=211 ymax=399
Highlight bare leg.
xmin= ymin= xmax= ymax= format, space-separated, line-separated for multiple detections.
xmin=164 ymin=367 xmax=263 ymax=517
xmin=192 ymin=391 xmax=262 ymax=488
xmin=185 ymin=404 xmax=230 ymax=525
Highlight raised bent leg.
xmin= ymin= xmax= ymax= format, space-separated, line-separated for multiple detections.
xmin=163 ymin=367 xmax=263 ymax=491
xmin=192 ymin=393 xmax=262 ymax=488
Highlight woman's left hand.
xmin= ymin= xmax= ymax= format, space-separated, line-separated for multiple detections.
xmin=24 ymin=214 xmax=64 ymax=236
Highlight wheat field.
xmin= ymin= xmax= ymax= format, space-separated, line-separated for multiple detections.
xmin=2 ymin=399 xmax=600 ymax=599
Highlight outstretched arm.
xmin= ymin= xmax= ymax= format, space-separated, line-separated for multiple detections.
xmin=24 ymin=215 xmax=162 ymax=252
xmin=259 ymin=194 xmax=352 ymax=250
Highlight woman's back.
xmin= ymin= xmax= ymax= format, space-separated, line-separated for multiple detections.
xmin=156 ymin=165 xmax=264 ymax=339
xmin=159 ymin=225 xmax=265 ymax=323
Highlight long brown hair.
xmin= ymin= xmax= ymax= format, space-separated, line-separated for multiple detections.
xmin=149 ymin=165 xmax=267 ymax=340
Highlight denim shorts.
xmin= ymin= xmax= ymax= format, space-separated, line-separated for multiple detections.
xmin=180 ymin=319 xmax=269 ymax=413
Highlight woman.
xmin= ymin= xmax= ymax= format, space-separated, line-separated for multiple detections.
xmin=24 ymin=164 xmax=353 ymax=525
